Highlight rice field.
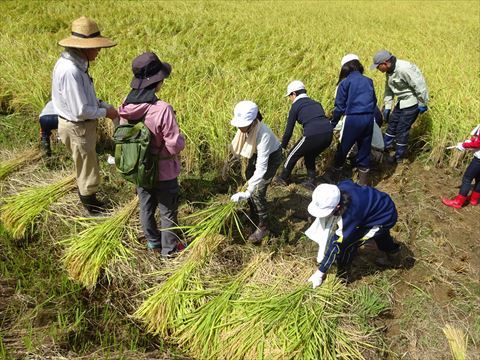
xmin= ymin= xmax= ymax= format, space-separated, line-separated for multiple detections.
xmin=0 ymin=1 xmax=479 ymax=359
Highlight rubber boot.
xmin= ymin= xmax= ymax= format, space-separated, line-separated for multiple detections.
xmin=441 ymin=194 xmax=468 ymax=209
xmin=248 ymin=220 xmax=269 ymax=244
xmin=300 ymin=174 xmax=316 ymax=191
xmin=273 ymin=175 xmax=289 ymax=186
xmin=357 ymin=169 xmax=369 ymax=186
xmin=79 ymin=193 xmax=107 ymax=215
xmin=470 ymin=191 xmax=480 ymax=206
xmin=41 ymin=138 xmax=51 ymax=157
xmin=322 ymin=167 xmax=342 ymax=184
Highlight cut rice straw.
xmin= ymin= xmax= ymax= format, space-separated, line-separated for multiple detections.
xmin=0 ymin=148 xmax=42 ymax=180
xmin=0 ymin=174 xmax=76 ymax=240
xmin=135 ymin=195 xmax=244 ymax=337
xmin=217 ymin=276 xmax=367 ymax=359
xmin=62 ymin=197 xmax=139 ymax=290
xmin=173 ymin=252 xmax=271 ymax=359
xmin=443 ymin=324 xmax=468 ymax=360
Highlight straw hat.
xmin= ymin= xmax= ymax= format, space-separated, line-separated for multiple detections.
xmin=58 ymin=16 xmax=116 ymax=49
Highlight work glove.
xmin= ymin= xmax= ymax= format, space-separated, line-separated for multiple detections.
xmin=308 ymin=270 xmax=325 ymax=289
xmin=456 ymin=142 xmax=465 ymax=152
xmin=230 ymin=191 xmax=251 ymax=203
xmin=418 ymin=105 xmax=428 ymax=114
xmin=382 ymin=109 xmax=391 ymax=123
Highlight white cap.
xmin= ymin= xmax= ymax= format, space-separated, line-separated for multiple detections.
xmin=230 ymin=100 xmax=259 ymax=127
xmin=285 ymin=80 xmax=306 ymax=97
xmin=340 ymin=53 xmax=360 ymax=67
xmin=307 ymin=184 xmax=341 ymax=218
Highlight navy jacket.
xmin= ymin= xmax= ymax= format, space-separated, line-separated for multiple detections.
xmin=332 ymin=71 xmax=377 ymax=126
xmin=318 ymin=180 xmax=397 ymax=273
xmin=281 ymin=96 xmax=332 ymax=149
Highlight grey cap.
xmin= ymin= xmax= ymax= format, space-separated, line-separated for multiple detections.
xmin=370 ymin=50 xmax=393 ymax=70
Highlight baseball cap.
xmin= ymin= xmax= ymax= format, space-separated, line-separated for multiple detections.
xmin=370 ymin=50 xmax=393 ymax=70
xmin=307 ymin=184 xmax=341 ymax=218
xmin=285 ymin=80 xmax=306 ymax=97
xmin=230 ymin=101 xmax=259 ymax=127
xmin=340 ymin=53 xmax=359 ymax=67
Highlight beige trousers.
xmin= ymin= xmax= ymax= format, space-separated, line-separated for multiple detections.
xmin=58 ymin=118 xmax=100 ymax=196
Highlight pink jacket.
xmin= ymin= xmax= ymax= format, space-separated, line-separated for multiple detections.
xmin=118 ymin=101 xmax=185 ymax=181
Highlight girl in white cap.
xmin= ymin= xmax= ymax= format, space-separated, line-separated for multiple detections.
xmin=306 ymin=180 xmax=400 ymax=288
xmin=229 ymin=101 xmax=282 ymax=243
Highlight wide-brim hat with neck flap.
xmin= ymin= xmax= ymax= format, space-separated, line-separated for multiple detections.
xmin=58 ymin=16 xmax=116 ymax=49
xmin=130 ymin=52 xmax=172 ymax=90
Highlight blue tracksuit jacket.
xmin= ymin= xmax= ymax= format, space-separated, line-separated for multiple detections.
xmin=318 ymin=180 xmax=397 ymax=273
xmin=332 ymin=71 xmax=377 ymax=126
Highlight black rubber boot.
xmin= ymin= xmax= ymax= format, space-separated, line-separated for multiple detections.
xmin=300 ymin=177 xmax=316 ymax=191
xmin=357 ymin=169 xmax=370 ymax=186
xmin=79 ymin=193 xmax=107 ymax=215
xmin=248 ymin=220 xmax=269 ymax=244
xmin=41 ymin=138 xmax=51 ymax=157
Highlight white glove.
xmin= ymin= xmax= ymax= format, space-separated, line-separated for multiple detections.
xmin=308 ymin=270 xmax=325 ymax=289
xmin=230 ymin=191 xmax=251 ymax=203
xmin=456 ymin=142 xmax=465 ymax=152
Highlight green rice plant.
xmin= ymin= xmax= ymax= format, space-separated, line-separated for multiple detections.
xmin=0 ymin=175 xmax=75 ymax=240
xmin=443 ymin=324 xmax=468 ymax=360
xmin=173 ymin=253 xmax=270 ymax=359
xmin=218 ymin=277 xmax=367 ymax=360
xmin=135 ymin=196 xmax=244 ymax=337
xmin=62 ymin=197 xmax=138 ymax=290
xmin=0 ymin=149 xmax=42 ymax=180
xmin=351 ymin=284 xmax=391 ymax=327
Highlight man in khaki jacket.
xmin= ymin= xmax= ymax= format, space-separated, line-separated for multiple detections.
xmin=52 ymin=16 xmax=118 ymax=214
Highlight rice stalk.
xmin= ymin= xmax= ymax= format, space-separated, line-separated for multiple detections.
xmin=0 ymin=149 xmax=42 ymax=180
xmin=218 ymin=277 xmax=366 ymax=360
xmin=62 ymin=197 xmax=139 ymax=290
xmin=173 ymin=253 xmax=270 ymax=359
xmin=0 ymin=175 xmax=76 ymax=240
xmin=443 ymin=324 xmax=468 ymax=360
xmin=134 ymin=234 xmax=224 ymax=338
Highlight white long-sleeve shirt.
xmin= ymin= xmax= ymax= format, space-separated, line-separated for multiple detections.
xmin=247 ymin=122 xmax=281 ymax=193
xmin=384 ymin=59 xmax=429 ymax=110
xmin=51 ymin=48 xmax=108 ymax=122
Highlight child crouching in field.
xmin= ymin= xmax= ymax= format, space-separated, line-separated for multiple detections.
xmin=442 ymin=124 xmax=480 ymax=208
xmin=229 ymin=101 xmax=282 ymax=243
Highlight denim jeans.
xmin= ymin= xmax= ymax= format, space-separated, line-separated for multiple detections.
xmin=384 ymin=104 xmax=420 ymax=160
xmin=459 ymin=157 xmax=480 ymax=196
xmin=39 ymin=114 xmax=59 ymax=141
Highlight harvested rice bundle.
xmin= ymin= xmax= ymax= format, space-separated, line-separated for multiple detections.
xmin=443 ymin=324 xmax=468 ymax=360
xmin=0 ymin=149 xmax=42 ymax=180
xmin=135 ymin=196 xmax=244 ymax=337
xmin=219 ymin=277 xmax=366 ymax=359
xmin=0 ymin=175 xmax=76 ymax=240
xmin=62 ymin=197 xmax=139 ymax=290
xmin=173 ymin=253 xmax=270 ymax=359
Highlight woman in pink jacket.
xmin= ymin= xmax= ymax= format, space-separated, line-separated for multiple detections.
xmin=118 ymin=52 xmax=185 ymax=256
xmin=442 ymin=124 xmax=480 ymax=208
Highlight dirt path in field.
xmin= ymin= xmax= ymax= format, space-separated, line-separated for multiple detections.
xmin=267 ymin=160 xmax=479 ymax=359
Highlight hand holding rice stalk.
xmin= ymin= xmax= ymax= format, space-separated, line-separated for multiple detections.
xmin=135 ymin=195 xmax=245 ymax=337
xmin=218 ymin=277 xmax=367 ymax=360
xmin=62 ymin=197 xmax=139 ymax=290
xmin=0 ymin=175 xmax=76 ymax=240
xmin=0 ymin=149 xmax=42 ymax=180
xmin=173 ymin=253 xmax=270 ymax=359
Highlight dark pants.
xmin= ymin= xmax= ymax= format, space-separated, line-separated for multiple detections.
xmin=459 ymin=157 xmax=480 ymax=196
xmin=246 ymin=148 xmax=282 ymax=222
xmin=137 ymin=178 xmax=180 ymax=255
xmin=281 ymin=132 xmax=333 ymax=180
xmin=335 ymin=114 xmax=373 ymax=170
xmin=39 ymin=115 xmax=59 ymax=141
xmin=337 ymin=226 xmax=399 ymax=268
xmin=384 ymin=104 xmax=419 ymax=160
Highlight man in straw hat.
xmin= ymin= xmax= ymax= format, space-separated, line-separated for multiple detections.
xmin=52 ymin=16 xmax=118 ymax=215
xmin=305 ymin=180 xmax=400 ymax=288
